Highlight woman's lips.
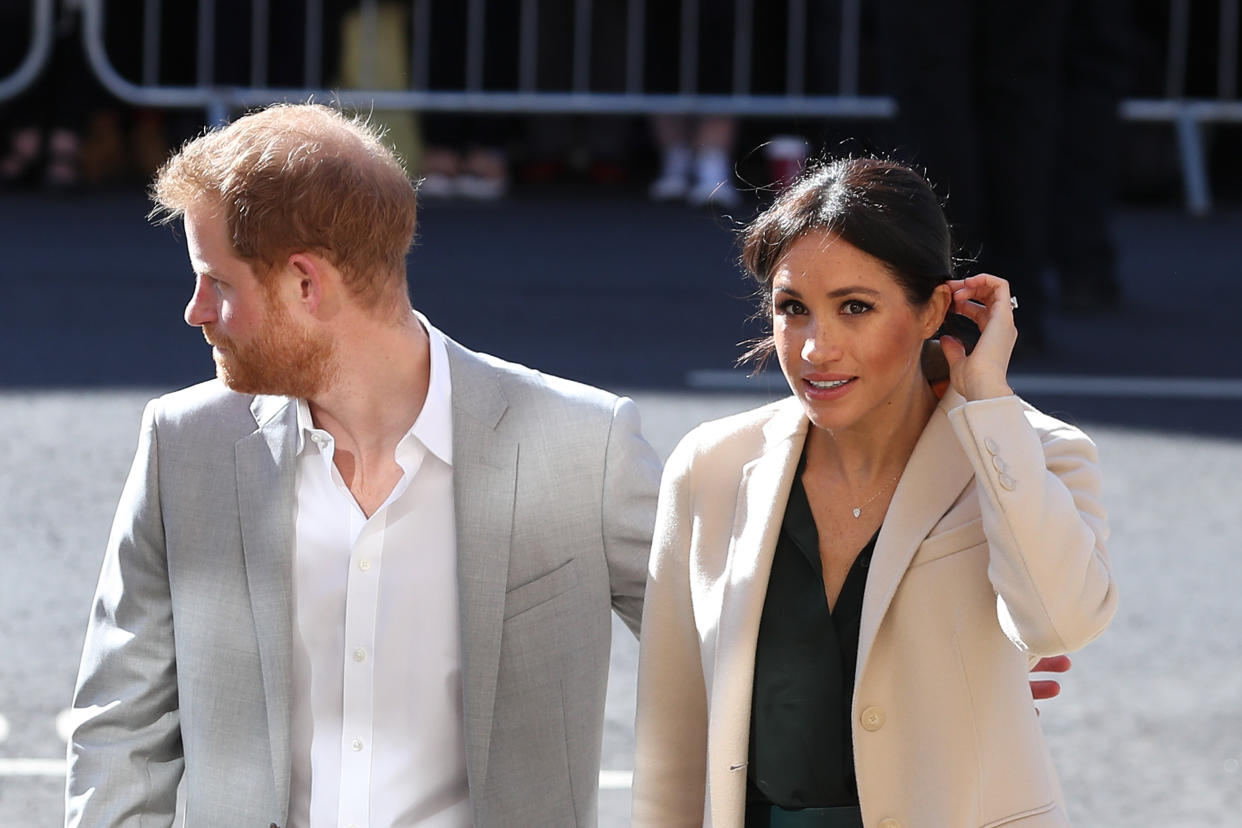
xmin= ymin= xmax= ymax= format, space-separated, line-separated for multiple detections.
xmin=802 ymin=375 xmax=856 ymax=400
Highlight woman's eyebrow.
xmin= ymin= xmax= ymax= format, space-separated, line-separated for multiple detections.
xmin=774 ymin=284 xmax=881 ymax=298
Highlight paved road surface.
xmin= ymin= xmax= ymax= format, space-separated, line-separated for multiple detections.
xmin=2 ymin=389 xmax=1240 ymax=826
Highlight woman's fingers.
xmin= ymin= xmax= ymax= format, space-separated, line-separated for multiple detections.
xmin=949 ymin=274 xmax=1015 ymax=325
xmin=942 ymin=273 xmax=1018 ymax=400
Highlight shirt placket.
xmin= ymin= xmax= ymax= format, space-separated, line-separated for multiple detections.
xmin=338 ymin=507 xmax=381 ymax=828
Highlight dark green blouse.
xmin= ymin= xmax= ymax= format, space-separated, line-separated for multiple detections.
xmin=745 ymin=464 xmax=878 ymax=817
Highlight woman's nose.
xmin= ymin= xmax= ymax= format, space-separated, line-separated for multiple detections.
xmin=800 ymin=326 xmax=841 ymax=364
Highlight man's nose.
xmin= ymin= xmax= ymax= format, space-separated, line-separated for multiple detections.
xmin=184 ymin=276 xmax=217 ymax=327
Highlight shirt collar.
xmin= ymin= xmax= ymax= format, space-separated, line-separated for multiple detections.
xmin=294 ymin=311 xmax=454 ymax=465
xmin=413 ymin=311 xmax=454 ymax=465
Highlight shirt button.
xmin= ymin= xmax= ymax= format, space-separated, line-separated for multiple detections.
xmin=860 ymin=706 xmax=885 ymax=731
xmin=984 ymin=437 xmax=1000 ymax=455
xmin=879 ymin=819 xmax=902 ymax=828
xmin=311 ymin=433 xmax=327 ymax=446
xmin=999 ymin=473 xmax=1017 ymax=491
xmin=991 ymin=455 xmax=1007 ymax=473
xmin=351 ymin=738 xmax=363 ymax=751
xmin=353 ymin=647 xmax=367 ymax=662
xmin=358 ymin=559 xmax=371 ymax=572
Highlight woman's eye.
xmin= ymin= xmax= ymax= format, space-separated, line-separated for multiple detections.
xmin=775 ymin=298 xmax=807 ymax=316
xmin=842 ymin=300 xmax=872 ymax=315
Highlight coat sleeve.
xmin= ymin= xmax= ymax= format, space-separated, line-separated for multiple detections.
xmin=601 ymin=396 xmax=663 ymax=636
xmin=947 ymin=395 xmax=1118 ymax=657
xmin=66 ymin=399 xmax=182 ymax=828
xmin=631 ymin=434 xmax=710 ymax=827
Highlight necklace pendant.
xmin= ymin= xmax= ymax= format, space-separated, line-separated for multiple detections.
xmin=852 ymin=507 xmax=862 ymax=518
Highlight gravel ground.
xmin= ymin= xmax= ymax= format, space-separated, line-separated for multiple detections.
xmin=2 ymin=389 xmax=1239 ymax=826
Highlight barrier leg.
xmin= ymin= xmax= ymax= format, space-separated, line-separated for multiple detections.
xmin=1175 ymin=113 xmax=1211 ymax=216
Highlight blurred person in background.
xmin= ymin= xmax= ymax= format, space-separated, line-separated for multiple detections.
xmin=416 ymin=0 xmax=516 ymax=198
xmin=646 ymin=0 xmax=742 ymax=208
xmin=0 ymin=0 xmax=95 ymax=189
xmin=65 ymin=102 xmax=660 ymax=828
xmin=519 ymin=0 xmax=635 ymax=188
xmin=631 ymin=158 xmax=1116 ymax=827
xmin=873 ymin=0 xmax=1070 ymax=357
xmin=334 ymin=1 xmax=424 ymax=179
xmin=1049 ymin=0 xmax=1134 ymax=312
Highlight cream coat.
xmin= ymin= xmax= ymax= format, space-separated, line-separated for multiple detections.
xmin=632 ymin=390 xmax=1117 ymax=828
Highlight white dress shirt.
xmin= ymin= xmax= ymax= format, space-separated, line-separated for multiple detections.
xmin=287 ymin=318 xmax=470 ymax=828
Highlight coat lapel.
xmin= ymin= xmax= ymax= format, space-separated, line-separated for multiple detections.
xmin=709 ymin=399 xmax=806 ymax=824
xmin=236 ymin=393 xmax=298 ymax=818
xmin=444 ymin=341 xmax=518 ymax=797
xmin=855 ymin=390 xmax=976 ymax=682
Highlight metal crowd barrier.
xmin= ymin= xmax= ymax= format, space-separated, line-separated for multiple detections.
xmin=0 ymin=0 xmax=54 ymax=102
xmin=1121 ymin=0 xmax=1241 ymax=214
xmin=77 ymin=0 xmax=895 ymax=124
xmin=5 ymin=1 xmax=1240 ymax=213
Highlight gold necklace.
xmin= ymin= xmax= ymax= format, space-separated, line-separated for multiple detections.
xmin=850 ymin=473 xmax=901 ymax=518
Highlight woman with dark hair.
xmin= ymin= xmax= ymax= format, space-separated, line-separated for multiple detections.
xmin=631 ymin=158 xmax=1117 ymax=828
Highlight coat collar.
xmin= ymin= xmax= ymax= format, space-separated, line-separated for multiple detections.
xmin=855 ymin=388 xmax=975 ymax=684
xmin=442 ymin=337 xmax=518 ymax=797
xmin=708 ymin=397 xmax=807 ymax=822
xmin=238 ymin=393 xmax=299 ymax=818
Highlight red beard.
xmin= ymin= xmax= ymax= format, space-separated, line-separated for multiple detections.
xmin=203 ymin=295 xmax=336 ymax=398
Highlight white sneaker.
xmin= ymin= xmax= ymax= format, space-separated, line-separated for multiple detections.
xmin=649 ymin=172 xmax=689 ymax=200
xmin=688 ymin=148 xmax=741 ymax=207
xmin=418 ymin=172 xmax=457 ymax=198
xmin=649 ymin=145 xmax=692 ymax=201
xmin=457 ymin=173 xmax=507 ymax=200
xmin=687 ymin=178 xmax=741 ymax=208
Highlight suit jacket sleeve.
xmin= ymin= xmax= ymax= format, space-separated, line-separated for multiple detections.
xmin=948 ymin=395 xmax=1118 ymax=656
xmin=631 ymin=433 xmax=710 ymax=827
xmin=66 ymin=399 xmax=182 ymax=828
xmin=601 ymin=396 xmax=662 ymax=636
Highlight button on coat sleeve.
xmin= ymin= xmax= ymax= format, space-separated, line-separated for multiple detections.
xmin=947 ymin=395 xmax=1118 ymax=656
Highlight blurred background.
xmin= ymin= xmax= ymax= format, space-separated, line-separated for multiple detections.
xmin=1 ymin=1 xmax=1239 ymax=825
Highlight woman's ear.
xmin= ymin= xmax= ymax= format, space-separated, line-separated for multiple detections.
xmin=923 ymin=282 xmax=954 ymax=339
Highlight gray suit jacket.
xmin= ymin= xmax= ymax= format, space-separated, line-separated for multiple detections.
xmin=66 ymin=338 xmax=661 ymax=828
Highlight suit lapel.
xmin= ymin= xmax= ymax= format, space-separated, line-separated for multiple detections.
xmin=236 ymin=393 xmax=298 ymax=817
xmin=709 ymin=400 xmax=806 ymax=824
xmin=856 ymin=391 xmax=975 ymax=682
xmin=445 ymin=341 xmax=518 ymax=796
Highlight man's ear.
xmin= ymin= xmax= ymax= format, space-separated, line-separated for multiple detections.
xmin=285 ymin=253 xmax=327 ymax=315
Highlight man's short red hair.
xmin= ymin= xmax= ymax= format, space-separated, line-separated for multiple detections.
xmin=152 ymin=103 xmax=417 ymax=312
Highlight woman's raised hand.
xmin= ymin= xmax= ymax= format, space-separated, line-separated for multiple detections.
xmin=940 ymin=273 xmax=1018 ymax=401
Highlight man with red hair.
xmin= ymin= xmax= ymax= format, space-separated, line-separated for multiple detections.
xmin=66 ymin=103 xmax=660 ymax=828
